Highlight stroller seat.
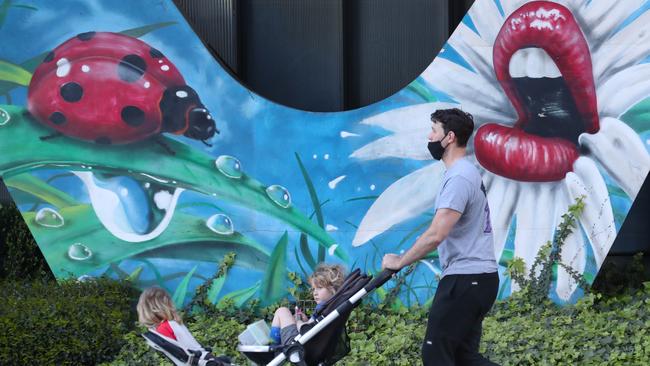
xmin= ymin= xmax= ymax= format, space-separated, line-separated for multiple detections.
xmin=142 ymin=321 xmax=231 ymax=366
xmin=239 ymin=268 xmax=396 ymax=366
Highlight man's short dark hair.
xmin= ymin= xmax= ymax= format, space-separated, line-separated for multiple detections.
xmin=430 ymin=108 xmax=474 ymax=147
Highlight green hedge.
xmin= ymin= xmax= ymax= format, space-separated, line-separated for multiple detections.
xmin=0 ymin=202 xmax=53 ymax=281
xmin=0 ymin=278 xmax=139 ymax=366
xmin=105 ymin=283 xmax=650 ymax=366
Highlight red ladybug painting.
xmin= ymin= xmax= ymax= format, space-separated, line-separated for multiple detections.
xmin=27 ymin=31 xmax=217 ymax=147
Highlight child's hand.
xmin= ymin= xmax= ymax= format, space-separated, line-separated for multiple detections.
xmin=294 ymin=306 xmax=308 ymax=322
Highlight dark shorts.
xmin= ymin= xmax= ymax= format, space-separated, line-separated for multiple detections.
xmin=280 ymin=324 xmax=299 ymax=345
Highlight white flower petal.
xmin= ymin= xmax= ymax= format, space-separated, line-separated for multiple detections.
xmin=566 ymin=157 xmax=616 ymax=269
xmin=592 ymin=10 xmax=650 ymax=84
xmin=467 ymin=0 xmax=504 ymax=43
xmin=422 ymin=58 xmax=514 ymax=120
xmin=501 ymin=0 xmax=534 ymax=17
xmin=352 ymin=162 xmax=445 ymax=246
xmin=597 ymin=63 xmax=650 ymax=118
xmin=484 ymin=174 xmax=520 ymax=260
xmin=350 ymin=129 xmax=430 ymax=161
xmin=572 ymin=0 xmax=646 ymax=51
xmin=513 ymin=182 xmax=560 ymax=276
xmin=555 ymin=215 xmax=586 ymax=301
xmin=447 ymin=23 xmax=496 ymax=81
xmin=579 ymin=117 xmax=650 ymax=199
xmin=359 ymin=102 xmax=459 ymax=132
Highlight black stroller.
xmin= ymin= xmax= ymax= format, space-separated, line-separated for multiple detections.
xmin=238 ymin=269 xmax=396 ymax=366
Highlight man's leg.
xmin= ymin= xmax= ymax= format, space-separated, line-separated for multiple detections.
xmin=422 ymin=275 xmax=466 ymax=366
xmin=455 ymin=272 xmax=499 ymax=366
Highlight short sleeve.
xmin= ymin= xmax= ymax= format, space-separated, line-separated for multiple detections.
xmin=436 ymin=175 xmax=472 ymax=214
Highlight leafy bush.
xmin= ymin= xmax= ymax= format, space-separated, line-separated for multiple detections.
xmin=0 ymin=278 xmax=139 ymax=365
xmin=0 ymin=202 xmax=53 ymax=281
xmin=105 ymin=283 xmax=650 ymax=366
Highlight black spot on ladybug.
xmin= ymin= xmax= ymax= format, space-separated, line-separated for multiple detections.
xmin=95 ymin=136 xmax=112 ymax=145
xmin=150 ymin=47 xmax=164 ymax=58
xmin=118 ymin=54 xmax=147 ymax=82
xmin=121 ymin=106 xmax=145 ymax=127
xmin=43 ymin=51 xmax=55 ymax=63
xmin=49 ymin=112 xmax=66 ymax=125
xmin=60 ymin=82 xmax=83 ymax=102
xmin=77 ymin=32 xmax=96 ymax=41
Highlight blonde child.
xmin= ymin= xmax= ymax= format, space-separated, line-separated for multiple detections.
xmin=270 ymin=263 xmax=346 ymax=345
xmin=137 ymin=286 xmax=206 ymax=351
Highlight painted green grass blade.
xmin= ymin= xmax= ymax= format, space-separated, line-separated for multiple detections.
xmin=4 ymin=174 xmax=78 ymax=208
xmin=0 ymin=105 xmax=345 ymax=261
xmin=218 ymin=281 xmax=261 ymax=308
xmin=260 ymin=231 xmax=289 ymax=305
xmin=499 ymin=248 xmax=514 ymax=267
xmin=0 ymin=60 xmax=31 ymax=86
xmin=0 ymin=0 xmax=11 ymax=28
xmin=126 ymin=266 xmax=144 ymax=282
xmin=119 ymin=21 xmax=178 ymax=38
xmin=620 ymin=97 xmax=650 ymax=132
xmin=0 ymin=22 xmax=177 ymax=95
xmin=294 ymin=246 xmax=309 ymax=279
xmin=406 ymin=78 xmax=437 ymax=103
xmin=172 ymin=265 xmax=198 ymax=309
xmin=345 ymin=195 xmax=379 ymax=202
xmin=294 ymin=152 xmax=332 ymax=262
xmin=21 ymin=204 xmax=269 ymax=278
xmin=207 ymin=275 xmax=227 ymax=304
xmin=397 ymin=218 xmax=431 ymax=249
xmin=11 ymin=4 xmax=38 ymax=11
xmin=299 ymin=233 xmax=316 ymax=270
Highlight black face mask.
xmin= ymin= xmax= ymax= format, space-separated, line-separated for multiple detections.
xmin=427 ymin=134 xmax=449 ymax=160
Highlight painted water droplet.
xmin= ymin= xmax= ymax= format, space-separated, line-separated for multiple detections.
xmin=326 ymin=224 xmax=338 ymax=232
xmin=35 ymin=207 xmax=65 ymax=228
xmin=144 ymin=81 xmax=151 ymax=89
xmin=74 ymin=171 xmax=183 ymax=242
xmin=68 ymin=243 xmax=92 ymax=261
xmin=313 ymin=154 xmax=318 ymax=159
xmin=370 ymin=184 xmax=376 ymax=191
xmin=77 ymin=275 xmax=94 ymax=282
xmin=328 ymin=244 xmax=338 ymax=256
xmin=0 ymin=108 xmax=10 ymax=125
xmin=328 ymin=175 xmax=346 ymax=189
xmin=215 ymin=155 xmax=243 ymax=179
xmin=161 ymin=64 xmax=170 ymax=71
xmin=206 ymin=213 xmax=234 ymax=235
xmin=324 ymin=154 xmax=330 ymax=160
xmin=266 ymin=185 xmax=291 ymax=208
xmin=81 ymin=65 xmax=90 ymax=73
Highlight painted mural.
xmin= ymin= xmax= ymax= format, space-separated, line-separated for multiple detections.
xmin=0 ymin=0 xmax=648 ymax=306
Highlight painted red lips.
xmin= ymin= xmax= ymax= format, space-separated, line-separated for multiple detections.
xmin=474 ymin=1 xmax=599 ymax=182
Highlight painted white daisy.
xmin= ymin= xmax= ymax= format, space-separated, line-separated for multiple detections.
xmin=350 ymin=0 xmax=650 ymax=300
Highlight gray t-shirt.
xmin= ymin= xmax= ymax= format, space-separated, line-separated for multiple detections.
xmin=435 ymin=158 xmax=498 ymax=277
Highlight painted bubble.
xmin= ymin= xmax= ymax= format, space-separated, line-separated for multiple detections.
xmin=68 ymin=243 xmax=92 ymax=261
xmin=0 ymin=108 xmax=10 ymax=125
xmin=34 ymin=207 xmax=65 ymax=228
xmin=266 ymin=184 xmax=291 ymax=208
xmin=206 ymin=213 xmax=235 ymax=235
xmin=215 ymin=155 xmax=243 ymax=179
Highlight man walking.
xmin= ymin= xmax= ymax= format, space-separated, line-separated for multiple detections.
xmin=382 ymin=108 xmax=499 ymax=366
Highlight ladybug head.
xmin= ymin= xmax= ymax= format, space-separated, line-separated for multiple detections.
xmin=185 ymin=106 xmax=218 ymax=145
xmin=160 ymin=86 xmax=219 ymax=146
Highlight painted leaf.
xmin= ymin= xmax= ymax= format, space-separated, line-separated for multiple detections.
xmin=0 ymin=60 xmax=31 ymax=86
xmin=218 ymin=281 xmax=261 ymax=308
xmin=207 ymin=275 xmax=227 ymax=304
xmin=172 ymin=265 xmax=198 ymax=309
xmin=260 ymin=231 xmax=289 ymax=305
xmin=0 ymin=105 xmax=346 ymax=261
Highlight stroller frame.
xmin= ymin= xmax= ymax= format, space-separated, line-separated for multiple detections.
xmin=238 ymin=269 xmax=396 ymax=366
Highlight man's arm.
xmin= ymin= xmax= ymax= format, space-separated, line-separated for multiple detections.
xmin=382 ymin=208 xmax=461 ymax=270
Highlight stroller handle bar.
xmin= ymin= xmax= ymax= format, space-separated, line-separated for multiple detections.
xmin=365 ymin=269 xmax=397 ymax=292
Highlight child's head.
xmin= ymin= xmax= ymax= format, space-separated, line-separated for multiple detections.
xmin=137 ymin=286 xmax=182 ymax=328
xmin=308 ymin=263 xmax=346 ymax=304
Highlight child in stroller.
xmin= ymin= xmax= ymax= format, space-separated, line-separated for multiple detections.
xmin=270 ymin=264 xmax=346 ymax=346
xmin=138 ymin=286 xmax=230 ymax=366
